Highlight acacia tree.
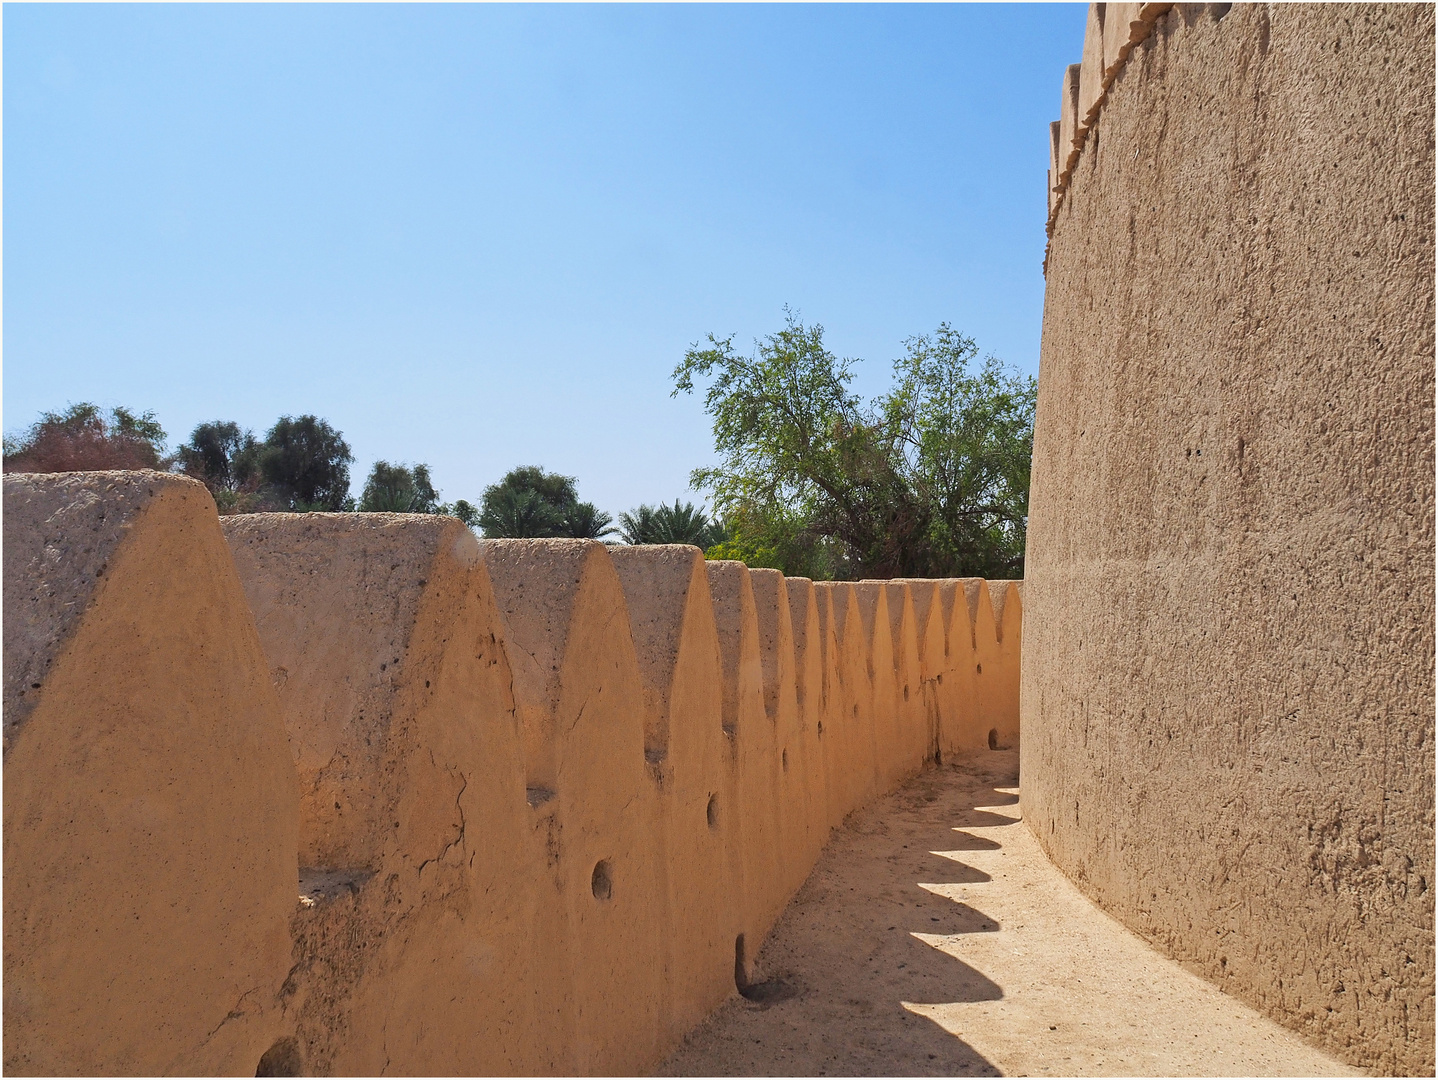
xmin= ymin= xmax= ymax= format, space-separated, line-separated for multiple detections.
xmin=258 ymin=415 xmax=354 ymax=511
xmin=176 ymin=421 xmax=262 ymax=510
xmin=672 ymin=310 xmax=1035 ymax=579
xmin=3 ymin=403 xmax=167 ymax=473
xmin=880 ymin=325 xmax=1034 ymax=578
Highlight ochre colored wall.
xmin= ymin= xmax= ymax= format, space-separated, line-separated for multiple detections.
xmin=2 ymin=474 xmax=1022 ymax=1075
xmin=1023 ymin=5 xmax=1435 ymax=1075
xmin=235 ymin=533 xmax=1022 ymax=1075
xmin=3 ymin=473 xmax=298 ymax=1076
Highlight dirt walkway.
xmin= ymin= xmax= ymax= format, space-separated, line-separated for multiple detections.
xmin=657 ymin=751 xmax=1359 ymax=1077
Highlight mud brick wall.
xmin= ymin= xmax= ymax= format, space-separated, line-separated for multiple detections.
xmin=1024 ymin=5 xmax=1435 ymax=1074
xmin=3 ymin=470 xmax=1021 ymax=1075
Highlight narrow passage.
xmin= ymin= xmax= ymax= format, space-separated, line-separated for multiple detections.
xmin=657 ymin=751 xmax=1357 ymax=1078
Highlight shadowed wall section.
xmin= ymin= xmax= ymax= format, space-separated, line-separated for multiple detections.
xmin=1023 ymin=4 xmax=1435 ymax=1075
xmin=2 ymin=478 xmax=1021 ymax=1076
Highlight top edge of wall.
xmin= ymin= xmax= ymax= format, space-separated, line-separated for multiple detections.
xmin=1044 ymin=2 xmax=1178 ymax=274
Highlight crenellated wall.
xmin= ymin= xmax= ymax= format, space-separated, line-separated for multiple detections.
xmin=1026 ymin=4 xmax=1435 ymax=1075
xmin=2 ymin=470 xmax=1022 ymax=1076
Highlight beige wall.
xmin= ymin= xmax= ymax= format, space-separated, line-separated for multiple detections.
xmin=3 ymin=473 xmax=298 ymax=1076
xmin=4 ymin=476 xmax=1023 ymax=1075
xmin=1023 ymin=4 xmax=1435 ymax=1075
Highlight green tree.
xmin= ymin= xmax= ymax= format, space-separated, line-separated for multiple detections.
xmin=477 ymin=465 xmax=613 ymax=539
xmin=673 ymin=310 xmax=1035 ymax=579
xmin=561 ymin=501 xmax=618 ymax=540
xmin=448 ymin=499 xmax=481 ymax=529
xmin=880 ymin=325 xmax=1035 ymax=579
xmin=359 ymin=461 xmax=442 ymax=513
xmin=478 ymin=485 xmax=558 ymax=537
xmin=3 ymin=403 xmax=167 ymax=473
xmin=258 ymin=415 xmax=354 ymax=511
xmin=177 ymin=421 xmax=261 ymax=492
xmin=618 ymin=500 xmax=725 ymax=547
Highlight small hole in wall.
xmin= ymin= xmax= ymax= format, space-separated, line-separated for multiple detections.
xmin=903 ymin=685 xmax=909 ymax=701
xmin=988 ymin=728 xmax=999 ymax=751
xmin=707 ymin=794 xmax=719 ymax=830
xmin=782 ymin=749 xmax=789 ymax=772
xmin=256 ymin=1037 xmax=302 ymax=1076
xmin=976 ymin=663 xmax=983 ymax=675
xmin=591 ymin=860 xmax=613 ymax=901
xmin=734 ymin=933 xmax=751 ymax=993
xmin=817 ymin=722 xmax=824 ymax=737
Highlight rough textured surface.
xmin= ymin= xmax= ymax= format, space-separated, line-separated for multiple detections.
xmin=9 ymin=478 xmax=1023 ymax=1074
xmin=224 ymin=513 xmax=532 ymax=1076
xmin=1024 ymin=4 xmax=1435 ymax=1074
xmin=224 ymin=513 xmax=482 ymax=869
xmin=659 ymin=753 xmax=1358 ymax=1078
xmin=483 ymin=538 xmax=665 ymax=1075
xmin=709 ymin=560 xmax=787 ymax=943
xmin=3 ymin=471 xmax=171 ymax=744
xmin=4 ymin=473 xmax=298 ymax=1076
xmin=611 ymin=545 xmax=739 ymax=1048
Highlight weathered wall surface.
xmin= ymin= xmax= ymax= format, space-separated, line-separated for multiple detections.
xmin=1024 ymin=4 xmax=1435 ymax=1075
xmin=228 ymin=532 xmax=1021 ymax=1075
xmin=3 ymin=473 xmax=298 ymax=1076
xmin=4 ymin=474 xmax=1022 ymax=1075
xmin=222 ymin=514 xmax=534 ymax=1075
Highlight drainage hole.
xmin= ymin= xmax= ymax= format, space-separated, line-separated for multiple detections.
xmin=782 ymin=749 xmax=789 ymax=772
xmin=706 ymin=794 xmax=719 ymax=830
xmin=256 ymin=1038 xmax=302 ymax=1077
xmin=591 ymin=859 xmax=613 ymax=901
xmin=988 ymin=728 xmax=999 ymax=751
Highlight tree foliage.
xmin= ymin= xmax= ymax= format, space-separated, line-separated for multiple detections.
xmin=618 ymin=500 xmax=726 ymax=547
xmin=358 ymin=461 xmax=484 ymax=526
xmin=359 ymin=461 xmax=441 ymax=513
xmin=478 ymin=465 xmax=615 ymax=540
xmin=673 ymin=310 xmax=1035 ymax=579
xmin=257 ymin=415 xmax=354 ymax=511
xmin=176 ymin=421 xmax=263 ymax=511
xmin=7 ymin=405 xmax=498 ymax=525
xmin=3 ymin=403 xmax=167 ymax=473
xmin=560 ymin=500 xmax=618 ymax=541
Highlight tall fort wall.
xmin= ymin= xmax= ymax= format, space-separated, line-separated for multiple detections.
xmin=1023 ymin=4 xmax=1435 ymax=1075
xmin=3 ymin=470 xmax=1021 ymax=1076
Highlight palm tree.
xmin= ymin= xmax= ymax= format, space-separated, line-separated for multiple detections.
xmin=619 ymin=500 xmax=725 ymax=547
xmin=359 ymin=462 xmax=441 ymax=513
xmin=617 ymin=504 xmax=659 ymax=545
xmin=478 ymin=486 xmax=560 ymax=538
xmin=560 ymin=501 xmax=618 ymax=540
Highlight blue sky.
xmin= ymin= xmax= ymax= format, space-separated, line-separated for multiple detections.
xmin=4 ymin=3 xmax=1085 ymax=516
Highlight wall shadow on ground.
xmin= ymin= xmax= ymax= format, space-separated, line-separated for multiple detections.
xmin=658 ymin=752 xmax=1022 ymax=1077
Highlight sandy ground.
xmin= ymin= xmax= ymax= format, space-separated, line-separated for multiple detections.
xmin=657 ymin=751 xmax=1361 ymax=1077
